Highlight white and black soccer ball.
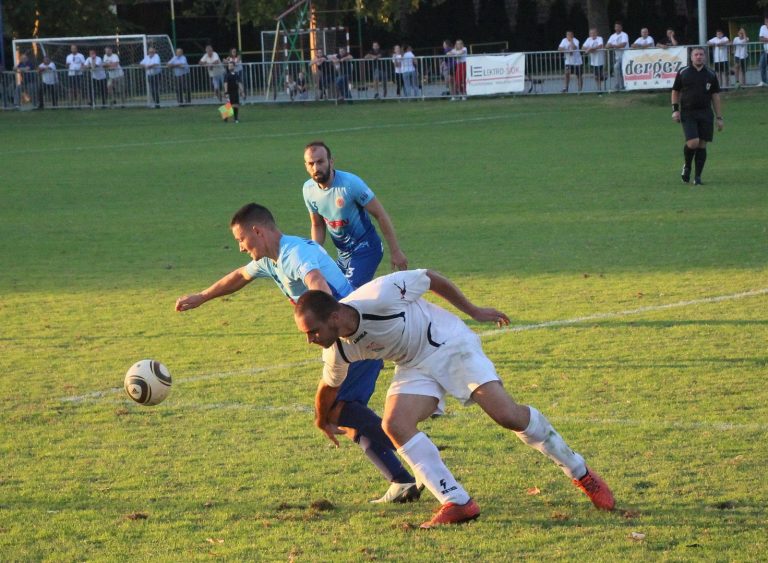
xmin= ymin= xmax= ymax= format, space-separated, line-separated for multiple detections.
xmin=124 ymin=360 xmax=172 ymax=406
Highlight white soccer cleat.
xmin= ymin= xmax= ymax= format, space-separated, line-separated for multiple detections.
xmin=370 ymin=482 xmax=422 ymax=504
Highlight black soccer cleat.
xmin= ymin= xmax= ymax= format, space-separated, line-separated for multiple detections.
xmin=693 ymin=177 xmax=703 ymax=186
xmin=681 ymin=165 xmax=691 ymax=184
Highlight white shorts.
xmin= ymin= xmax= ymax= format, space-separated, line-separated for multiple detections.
xmin=387 ymin=329 xmax=500 ymax=415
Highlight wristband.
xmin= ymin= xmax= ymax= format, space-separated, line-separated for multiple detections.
xmin=672 ymin=103 xmax=680 ymax=112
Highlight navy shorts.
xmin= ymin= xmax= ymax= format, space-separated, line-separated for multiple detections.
xmin=566 ymin=65 xmax=583 ymax=76
xmin=336 ymin=238 xmax=384 ymax=289
xmin=681 ymin=110 xmax=714 ymax=142
xmin=337 ymin=359 xmax=384 ymax=404
xmin=714 ymin=61 xmax=729 ymax=73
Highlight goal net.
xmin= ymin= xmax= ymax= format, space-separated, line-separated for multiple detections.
xmin=11 ymin=34 xmax=174 ymax=67
xmin=260 ymin=27 xmax=349 ymax=63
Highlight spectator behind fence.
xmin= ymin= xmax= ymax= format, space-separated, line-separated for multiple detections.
xmin=13 ymin=53 xmax=37 ymax=108
xmin=200 ymin=45 xmax=225 ymax=102
xmin=606 ymin=22 xmax=629 ymax=90
xmin=332 ymin=47 xmax=354 ymax=101
xmin=449 ymin=39 xmax=468 ymax=99
xmin=103 ymin=47 xmax=125 ymax=106
xmin=312 ymin=49 xmax=334 ymax=100
xmin=401 ymin=45 xmax=418 ymax=97
xmin=441 ymin=40 xmax=456 ymax=98
xmin=225 ymin=48 xmax=246 ymax=101
xmin=285 ymin=73 xmax=298 ymax=100
xmin=168 ymin=48 xmax=191 ymax=106
xmin=758 ymin=16 xmax=768 ymax=87
xmin=732 ymin=28 xmax=749 ymax=86
xmin=657 ymin=28 xmax=679 ymax=48
xmin=632 ymin=28 xmax=655 ymax=49
xmin=84 ymin=49 xmax=107 ymax=107
xmin=66 ymin=44 xmax=86 ymax=105
xmin=38 ymin=55 xmax=58 ymax=109
xmin=558 ymin=31 xmax=583 ymax=93
xmin=140 ymin=47 xmax=162 ymax=108
xmin=391 ymin=45 xmax=404 ymax=97
xmin=364 ymin=41 xmax=387 ymax=99
xmin=582 ymin=28 xmax=605 ymax=91
xmin=296 ymin=71 xmax=308 ymax=100
xmin=707 ymin=30 xmax=730 ymax=88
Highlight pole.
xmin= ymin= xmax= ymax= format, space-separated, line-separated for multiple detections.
xmin=697 ymin=0 xmax=707 ymax=46
xmin=170 ymin=0 xmax=177 ymax=48
xmin=236 ymin=0 xmax=243 ymax=53
xmin=0 ymin=0 xmax=6 ymax=70
xmin=356 ymin=0 xmax=363 ymax=58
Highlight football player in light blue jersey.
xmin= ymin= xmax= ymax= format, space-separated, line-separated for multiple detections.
xmin=303 ymin=141 xmax=408 ymax=287
xmin=175 ymin=203 xmax=420 ymax=504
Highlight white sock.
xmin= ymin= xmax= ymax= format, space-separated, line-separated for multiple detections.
xmin=397 ymin=432 xmax=470 ymax=505
xmin=516 ymin=406 xmax=587 ymax=480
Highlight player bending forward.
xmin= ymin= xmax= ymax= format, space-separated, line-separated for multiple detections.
xmin=295 ymin=269 xmax=615 ymax=528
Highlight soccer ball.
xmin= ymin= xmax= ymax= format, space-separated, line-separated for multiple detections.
xmin=124 ymin=359 xmax=172 ymax=406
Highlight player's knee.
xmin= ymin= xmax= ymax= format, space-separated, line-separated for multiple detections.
xmin=381 ymin=416 xmax=414 ymax=445
xmin=687 ymin=139 xmax=700 ymax=149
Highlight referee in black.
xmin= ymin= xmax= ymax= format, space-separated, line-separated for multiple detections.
xmin=671 ymin=46 xmax=724 ymax=185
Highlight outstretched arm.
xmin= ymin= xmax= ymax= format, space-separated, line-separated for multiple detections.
xmin=426 ymin=270 xmax=510 ymax=326
xmin=365 ymin=198 xmax=408 ymax=270
xmin=175 ymin=267 xmax=252 ymax=311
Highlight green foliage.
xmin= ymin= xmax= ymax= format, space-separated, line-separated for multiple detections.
xmin=4 ymin=0 xmax=120 ymax=38
xmin=1 ymin=92 xmax=767 ymax=560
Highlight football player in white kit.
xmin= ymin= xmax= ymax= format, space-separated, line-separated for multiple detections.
xmin=294 ymin=269 xmax=615 ymax=528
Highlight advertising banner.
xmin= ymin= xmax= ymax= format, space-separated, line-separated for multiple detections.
xmin=466 ymin=53 xmax=526 ymax=96
xmin=622 ymin=47 xmax=687 ymax=90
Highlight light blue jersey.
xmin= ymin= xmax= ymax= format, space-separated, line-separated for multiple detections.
xmin=303 ymin=169 xmax=381 ymax=256
xmin=243 ymin=235 xmax=353 ymax=302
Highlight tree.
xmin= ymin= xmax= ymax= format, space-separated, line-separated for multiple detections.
xmin=586 ymin=0 xmax=610 ymax=38
xmin=4 ymin=0 xmax=120 ymax=39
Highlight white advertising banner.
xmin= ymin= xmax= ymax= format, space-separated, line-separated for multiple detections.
xmin=622 ymin=47 xmax=687 ymax=90
xmin=466 ymin=53 xmax=526 ymax=96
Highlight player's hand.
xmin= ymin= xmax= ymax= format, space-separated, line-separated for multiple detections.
xmin=470 ymin=307 xmax=510 ymax=327
xmin=390 ymin=249 xmax=408 ymax=271
xmin=316 ymin=420 xmax=342 ymax=447
xmin=175 ymin=293 xmax=205 ymax=312
xmin=672 ymin=111 xmax=680 ymax=123
xmin=716 ymin=118 xmax=724 ymax=132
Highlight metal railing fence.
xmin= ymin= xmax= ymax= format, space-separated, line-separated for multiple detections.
xmin=2 ymin=42 xmax=766 ymax=111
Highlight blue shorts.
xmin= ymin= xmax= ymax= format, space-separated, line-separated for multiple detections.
xmin=337 ymin=359 xmax=384 ymax=404
xmin=337 ymin=238 xmax=384 ymax=288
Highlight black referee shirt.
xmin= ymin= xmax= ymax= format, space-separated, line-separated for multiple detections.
xmin=671 ymin=65 xmax=720 ymax=113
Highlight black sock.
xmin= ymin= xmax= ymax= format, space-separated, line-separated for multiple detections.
xmin=233 ymin=107 xmax=239 ymax=120
xmin=694 ymin=148 xmax=707 ymax=177
xmin=683 ymin=145 xmax=695 ymax=169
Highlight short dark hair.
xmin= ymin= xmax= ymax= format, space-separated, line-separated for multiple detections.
xmin=230 ymin=203 xmax=276 ymax=228
xmin=304 ymin=141 xmax=332 ymax=160
xmin=295 ymin=290 xmax=341 ymax=322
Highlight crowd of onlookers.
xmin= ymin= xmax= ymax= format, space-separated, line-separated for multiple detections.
xmin=4 ymin=17 xmax=768 ymax=109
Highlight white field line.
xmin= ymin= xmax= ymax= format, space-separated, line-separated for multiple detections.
xmin=2 ymin=113 xmax=535 ymax=156
xmin=60 ymin=287 xmax=767 ymax=405
xmin=478 ymin=287 xmax=768 ymax=338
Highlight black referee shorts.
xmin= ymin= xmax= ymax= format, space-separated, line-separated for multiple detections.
xmin=681 ymin=110 xmax=714 ymax=142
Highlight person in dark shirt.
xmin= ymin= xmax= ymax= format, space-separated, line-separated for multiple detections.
xmin=671 ymin=47 xmax=724 ymax=186
xmin=224 ymin=63 xmax=241 ymax=123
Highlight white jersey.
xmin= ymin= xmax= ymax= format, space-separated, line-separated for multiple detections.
xmin=84 ymin=56 xmax=107 ymax=80
xmin=103 ymin=53 xmax=123 ymax=78
xmin=558 ymin=38 xmax=583 ymax=65
xmin=708 ymin=36 xmax=729 ymax=63
xmin=582 ymin=36 xmax=605 ymax=66
xmin=606 ymin=32 xmax=629 ymax=51
xmin=760 ymin=25 xmax=768 ymax=53
xmin=321 ymin=269 xmax=464 ymax=387
xmin=732 ymin=37 xmax=748 ymax=59
xmin=66 ymin=52 xmax=86 ymax=76
xmin=632 ymin=36 xmax=655 ymax=48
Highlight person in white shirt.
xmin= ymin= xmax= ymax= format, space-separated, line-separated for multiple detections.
xmin=582 ymin=28 xmax=605 ymax=91
xmin=168 ymin=47 xmax=191 ymax=105
xmin=140 ymin=46 xmax=162 ymax=108
xmin=731 ymin=28 xmax=750 ymax=86
xmin=103 ymin=47 xmax=125 ymax=105
xmin=401 ymin=45 xmax=418 ymax=97
xmin=199 ymin=45 xmax=224 ymax=101
xmin=37 ymin=56 xmax=58 ymax=108
xmin=632 ymin=28 xmax=655 ymax=49
xmin=65 ymin=44 xmax=86 ymax=105
xmin=707 ymin=30 xmax=731 ymax=88
xmin=449 ymin=39 xmax=468 ymax=98
xmin=606 ymin=21 xmax=629 ymax=90
xmin=391 ymin=44 xmax=405 ymax=97
xmin=84 ymin=49 xmax=107 ymax=107
xmin=558 ymin=31 xmax=583 ymax=92
xmin=294 ymin=269 xmax=616 ymax=528
xmin=759 ymin=16 xmax=768 ymax=86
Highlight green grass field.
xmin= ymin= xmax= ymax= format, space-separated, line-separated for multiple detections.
xmin=1 ymin=92 xmax=766 ymax=561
